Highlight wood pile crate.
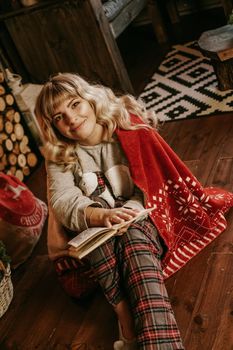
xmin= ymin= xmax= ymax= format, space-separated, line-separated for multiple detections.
xmin=0 ymin=70 xmax=40 ymax=181
xmin=198 ymin=25 xmax=233 ymax=91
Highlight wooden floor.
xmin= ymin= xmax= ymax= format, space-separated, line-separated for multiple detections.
xmin=1 ymin=7 xmax=233 ymax=350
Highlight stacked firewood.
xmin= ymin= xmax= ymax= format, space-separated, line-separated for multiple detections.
xmin=0 ymin=71 xmax=38 ymax=181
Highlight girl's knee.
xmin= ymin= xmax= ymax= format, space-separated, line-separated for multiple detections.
xmin=118 ymin=227 xmax=161 ymax=258
xmin=120 ymin=228 xmax=148 ymax=245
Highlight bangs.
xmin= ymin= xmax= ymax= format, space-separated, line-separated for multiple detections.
xmin=41 ymin=81 xmax=79 ymax=121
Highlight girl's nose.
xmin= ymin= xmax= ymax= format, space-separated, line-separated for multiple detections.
xmin=66 ymin=112 xmax=77 ymax=125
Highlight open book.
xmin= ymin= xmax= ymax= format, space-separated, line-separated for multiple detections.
xmin=68 ymin=207 xmax=155 ymax=260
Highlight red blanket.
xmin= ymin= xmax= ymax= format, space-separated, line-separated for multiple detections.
xmin=116 ymin=115 xmax=233 ymax=278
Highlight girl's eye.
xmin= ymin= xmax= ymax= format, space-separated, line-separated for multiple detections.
xmin=71 ymin=101 xmax=80 ymax=109
xmin=53 ymin=114 xmax=63 ymax=123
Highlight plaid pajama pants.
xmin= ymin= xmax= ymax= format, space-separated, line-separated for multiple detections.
xmin=87 ymin=219 xmax=184 ymax=350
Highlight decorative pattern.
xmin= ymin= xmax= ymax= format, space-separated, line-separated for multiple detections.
xmin=147 ymin=176 xmax=229 ymax=278
xmin=139 ymin=41 xmax=233 ymax=122
xmin=0 ymin=264 xmax=13 ymax=318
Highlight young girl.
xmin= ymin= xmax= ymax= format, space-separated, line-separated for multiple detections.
xmin=35 ymin=73 xmax=233 ymax=350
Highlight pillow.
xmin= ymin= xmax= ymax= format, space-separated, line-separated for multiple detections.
xmin=54 ymin=257 xmax=98 ymax=299
xmin=0 ymin=172 xmax=48 ymax=268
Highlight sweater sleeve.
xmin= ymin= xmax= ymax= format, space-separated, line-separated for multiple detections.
xmin=46 ymin=161 xmax=101 ymax=232
xmin=123 ymin=185 xmax=145 ymax=211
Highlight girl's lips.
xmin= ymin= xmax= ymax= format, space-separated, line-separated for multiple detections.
xmin=71 ymin=120 xmax=85 ymax=131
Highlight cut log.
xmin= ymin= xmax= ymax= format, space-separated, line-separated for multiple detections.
xmin=2 ymin=154 xmax=7 ymax=165
xmin=0 ymin=85 xmax=5 ymax=96
xmin=6 ymin=109 xmax=15 ymax=122
xmin=14 ymin=123 xmax=24 ymax=140
xmin=19 ymin=135 xmax=29 ymax=153
xmin=19 ymin=141 xmax=30 ymax=154
xmin=0 ymin=115 xmax=3 ymax=132
xmin=0 ymin=162 xmax=5 ymax=171
xmin=0 ymin=96 xmax=6 ymax=111
xmin=5 ymin=138 xmax=13 ymax=151
xmin=0 ymin=132 xmax=7 ymax=144
xmin=13 ymin=142 xmax=20 ymax=155
xmin=0 ymin=144 xmax=3 ymax=158
xmin=5 ymin=121 xmax=14 ymax=134
xmin=5 ymin=94 xmax=14 ymax=106
xmin=22 ymin=166 xmax=30 ymax=176
xmin=14 ymin=111 xmax=21 ymax=123
xmin=22 ymin=135 xmax=29 ymax=145
xmin=0 ymin=72 xmax=4 ymax=83
xmin=27 ymin=152 xmax=38 ymax=167
xmin=15 ymin=169 xmax=24 ymax=181
xmin=8 ymin=153 xmax=17 ymax=166
xmin=9 ymin=166 xmax=17 ymax=175
xmin=17 ymin=153 xmax=27 ymax=168
xmin=10 ymin=133 xmax=17 ymax=142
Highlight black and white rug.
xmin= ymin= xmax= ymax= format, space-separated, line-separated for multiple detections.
xmin=139 ymin=41 xmax=233 ymax=122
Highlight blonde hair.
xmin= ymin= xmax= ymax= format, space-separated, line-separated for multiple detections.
xmin=35 ymin=72 xmax=157 ymax=165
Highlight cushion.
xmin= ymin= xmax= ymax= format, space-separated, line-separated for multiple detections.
xmin=0 ymin=172 xmax=48 ymax=268
xmin=54 ymin=257 xmax=98 ymax=299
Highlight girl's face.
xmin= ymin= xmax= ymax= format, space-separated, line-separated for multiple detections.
xmin=52 ymin=96 xmax=103 ymax=146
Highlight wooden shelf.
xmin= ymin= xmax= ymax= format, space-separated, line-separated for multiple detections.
xmin=0 ymin=0 xmax=134 ymax=93
xmin=0 ymin=0 xmax=59 ymax=20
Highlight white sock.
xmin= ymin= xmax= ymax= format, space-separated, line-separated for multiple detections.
xmin=113 ymin=339 xmax=138 ymax=350
xmin=113 ymin=321 xmax=138 ymax=350
xmin=113 ymin=340 xmax=124 ymax=350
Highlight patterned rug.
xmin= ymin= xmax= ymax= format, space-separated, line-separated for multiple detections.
xmin=139 ymin=41 xmax=233 ymax=122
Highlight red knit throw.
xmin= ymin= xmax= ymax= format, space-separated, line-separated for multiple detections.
xmin=116 ymin=116 xmax=233 ymax=278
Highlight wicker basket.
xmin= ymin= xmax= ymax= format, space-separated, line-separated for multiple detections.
xmin=0 ymin=263 xmax=13 ymax=318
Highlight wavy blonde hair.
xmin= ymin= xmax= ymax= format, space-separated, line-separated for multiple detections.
xmin=35 ymin=73 xmax=157 ymax=165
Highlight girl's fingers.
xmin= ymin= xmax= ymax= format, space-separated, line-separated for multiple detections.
xmin=113 ymin=209 xmax=138 ymax=221
xmin=109 ymin=215 xmax=124 ymax=224
xmin=117 ymin=212 xmax=133 ymax=220
xmin=122 ymin=208 xmax=139 ymax=215
xmin=104 ymin=208 xmax=139 ymax=227
xmin=104 ymin=217 xmax=112 ymax=228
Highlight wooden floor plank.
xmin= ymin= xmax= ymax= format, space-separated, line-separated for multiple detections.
xmin=212 ymin=157 xmax=233 ymax=191
xmin=195 ymin=115 xmax=233 ymax=186
xmin=211 ymin=210 xmax=233 ymax=255
xmin=165 ymin=243 xmax=214 ymax=340
xmin=161 ymin=115 xmax=233 ymax=184
xmin=162 ymin=113 xmax=233 ymax=348
xmin=160 ymin=118 xmax=203 ymax=160
xmin=184 ymin=252 xmax=233 ymax=350
xmin=71 ymin=292 xmax=117 ymax=350
xmin=0 ymin=256 xmax=86 ymax=350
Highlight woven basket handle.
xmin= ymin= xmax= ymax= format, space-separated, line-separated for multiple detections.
xmin=0 ymin=260 xmax=7 ymax=274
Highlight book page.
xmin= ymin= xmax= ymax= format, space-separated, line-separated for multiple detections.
xmin=68 ymin=226 xmax=110 ymax=248
xmin=71 ymin=229 xmax=117 ymax=260
xmin=68 ymin=206 xmax=155 ymax=250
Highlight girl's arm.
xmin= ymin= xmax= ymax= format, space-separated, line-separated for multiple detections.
xmin=46 ymin=161 xmax=102 ymax=232
xmin=123 ymin=185 xmax=145 ymax=212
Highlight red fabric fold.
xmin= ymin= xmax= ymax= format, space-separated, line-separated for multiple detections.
xmin=116 ymin=115 xmax=233 ymax=278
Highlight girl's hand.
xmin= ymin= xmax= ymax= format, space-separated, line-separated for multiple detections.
xmin=103 ymin=207 xmax=139 ymax=228
xmin=86 ymin=207 xmax=139 ymax=228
